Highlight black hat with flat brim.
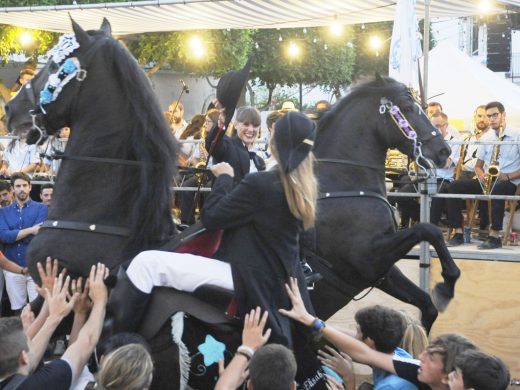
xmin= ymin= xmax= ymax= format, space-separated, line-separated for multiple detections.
xmin=274 ymin=112 xmax=316 ymax=173
xmin=216 ymin=57 xmax=252 ymax=129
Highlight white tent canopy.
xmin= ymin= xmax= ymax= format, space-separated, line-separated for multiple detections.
xmin=0 ymin=0 xmax=515 ymax=35
xmin=425 ymin=41 xmax=520 ymax=129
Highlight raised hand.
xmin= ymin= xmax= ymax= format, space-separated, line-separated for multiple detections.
xmin=45 ymin=273 xmax=78 ymax=321
xmin=319 ymin=346 xmax=354 ymax=386
xmin=278 ymin=277 xmax=315 ymax=326
xmin=242 ymin=307 xmax=271 ymax=351
xmin=36 ymin=257 xmax=66 ymax=297
xmin=71 ymin=277 xmax=92 ymax=315
xmin=88 ymin=263 xmax=108 ymax=306
xmin=20 ymin=304 xmax=35 ymax=332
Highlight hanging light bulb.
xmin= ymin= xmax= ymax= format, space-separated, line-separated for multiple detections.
xmin=329 ymin=15 xmax=343 ymax=36
xmin=287 ymin=41 xmax=300 ymax=58
xmin=278 ymin=35 xmax=283 ymax=42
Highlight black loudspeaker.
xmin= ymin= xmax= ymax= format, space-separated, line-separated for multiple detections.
xmin=487 ymin=20 xmax=511 ymax=72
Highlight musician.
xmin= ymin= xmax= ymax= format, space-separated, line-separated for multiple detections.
xmin=446 ymin=102 xmax=520 ymax=249
xmin=167 ymin=100 xmax=187 ymax=139
xmin=456 ymin=106 xmax=490 ymax=234
xmin=426 ymin=101 xmax=442 ymax=119
xmin=0 ymin=125 xmax=39 ymax=177
xmin=108 ymin=113 xmax=326 ymax=388
xmin=458 ymin=106 xmax=490 ymax=180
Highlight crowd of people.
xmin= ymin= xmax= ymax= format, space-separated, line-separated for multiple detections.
xmin=0 ymin=60 xmax=515 ymax=390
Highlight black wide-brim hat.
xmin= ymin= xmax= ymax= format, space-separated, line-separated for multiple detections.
xmin=274 ymin=112 xmax=316 ymax=173
xmin=216 ymin=57 xmax=252 ymax=128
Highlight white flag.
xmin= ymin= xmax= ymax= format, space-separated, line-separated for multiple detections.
xmin=389 ymin=0 xmax=422 ymax=89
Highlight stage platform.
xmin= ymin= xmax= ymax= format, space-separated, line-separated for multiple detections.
xmin=326 ymin=243 xmax=520 ymax=385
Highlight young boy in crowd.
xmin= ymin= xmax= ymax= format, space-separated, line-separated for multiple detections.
xmin=447 ymin=350 xmax=510 ymax=390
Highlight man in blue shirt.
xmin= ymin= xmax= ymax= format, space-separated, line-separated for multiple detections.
xmin=0 ymin=172 xmax=47 ymax=313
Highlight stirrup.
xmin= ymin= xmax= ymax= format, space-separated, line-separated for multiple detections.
xmin=301 ymin=259 xmax=322 ymax=290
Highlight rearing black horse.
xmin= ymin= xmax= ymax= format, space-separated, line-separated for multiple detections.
xmin=6 ymin=19 xmax=178 ymax=278
xmin=310 ymin=77 xmax=460 ymax=331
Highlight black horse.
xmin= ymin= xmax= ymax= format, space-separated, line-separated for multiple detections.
xmin=310 ymin=77 xmax=460 ymax=331
xmin=6 ymin=19 xmax=177 ymax=278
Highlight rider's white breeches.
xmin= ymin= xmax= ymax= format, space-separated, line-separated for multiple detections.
xmin=126 ymin=250 xmax=234 ymax=294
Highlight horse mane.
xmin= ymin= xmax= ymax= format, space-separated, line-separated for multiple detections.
xmin=319 ymin=76 xmax=409 ymax=130
xmin=101 ymin=37 xmax=178 ymax=249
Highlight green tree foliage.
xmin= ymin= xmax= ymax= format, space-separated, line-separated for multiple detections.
xmin=250 ymin=26 xmax=356 ymax=101
xmin=128 ymin=29 xmax=253 ymax=78
xmin=0 ymin=25 xmax=57 ymax=62
xmin=352 ymin=21 xmax=393 ymax=79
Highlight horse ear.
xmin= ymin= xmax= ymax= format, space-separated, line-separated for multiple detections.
xmin=100 ymin=18 xmax=112 ymax=37
xmin=375 ymin=73 xmax=385 ymax=83
xmin=70 ymin=18 xmax=91 ymax=47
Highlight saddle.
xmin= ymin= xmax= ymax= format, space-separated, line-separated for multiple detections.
xmin=141 ymin=222 xmax=235 ymax=339
xmin=139 ymin=284 xmax=237 ymax=340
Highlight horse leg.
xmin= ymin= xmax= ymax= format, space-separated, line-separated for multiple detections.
xmin=373 ymin=223 xmax=460 ymax=312
xmin=377 ymin=265 xmax=438 ymax=332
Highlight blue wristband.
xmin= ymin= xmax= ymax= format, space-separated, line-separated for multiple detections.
xmin=311 ymin=318 xmax=326 ymax=332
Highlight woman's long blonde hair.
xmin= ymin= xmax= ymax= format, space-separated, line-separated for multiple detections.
xmin=399 ymin=313 xmax=429 ymax=358
xmin=271 ymin=139 xmax=318 ymax=230
xmin=97 ymin=343 xmax=154 ymax=390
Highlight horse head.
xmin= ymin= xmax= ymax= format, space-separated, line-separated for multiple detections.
xmin=372 ymin=75 xmax=451 ymax=169
xmin=6 ymin=19 xmax=113 ymax=145
xmin=6 ymin=19 xmax=178 ymax=281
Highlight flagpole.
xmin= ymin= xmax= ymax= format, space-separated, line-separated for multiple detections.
xmin=423 ymin=0 xmax=431 ymax=101
xmin=419 ymin=0 xmax=432 ymax=294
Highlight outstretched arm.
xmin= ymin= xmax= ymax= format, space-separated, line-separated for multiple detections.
xmin=62 ymin=263 xmax=108 ymax=380
xmin=279 ymin=278 xmax=395 ymax=374
xmin=27 ymin=273 xmax=78 ymax=372
xmin=215 ymin=307 xmax=271 ymax=390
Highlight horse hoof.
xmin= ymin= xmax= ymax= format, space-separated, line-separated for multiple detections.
xmin=431 ymin=283 xmax=452 ymax=312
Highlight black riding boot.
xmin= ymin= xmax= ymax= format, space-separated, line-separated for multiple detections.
xmin=107 ymin=267 xmax=151 ymax=334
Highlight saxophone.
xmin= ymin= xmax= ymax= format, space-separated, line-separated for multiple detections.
xmin=483 ymin=125 xmax=504 ymax=194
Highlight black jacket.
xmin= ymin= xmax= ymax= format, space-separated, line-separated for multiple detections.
xmin=201 ymin=170 xmax=314 ymax=346
xmin=205 ymin=126 xmax=264 ymax=185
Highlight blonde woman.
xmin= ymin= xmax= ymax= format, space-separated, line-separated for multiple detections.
xmin=108 ymin=112 xmax=325 ymax=386
xmin=95 ymin=344 xmax=153 ymax=390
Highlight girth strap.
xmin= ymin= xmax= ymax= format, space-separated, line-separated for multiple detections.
xmin=319 ymin=190 xmax=398 ymax=229
xmin=319 ymin=190 xmax=392 ymax=208
xmin=42 ymin=219 xmax=130 ymax=236
xmin=317 ymin=158 xmax=385 ymax=172
xmin=52 ymin=153 xmax=143 ymax=167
